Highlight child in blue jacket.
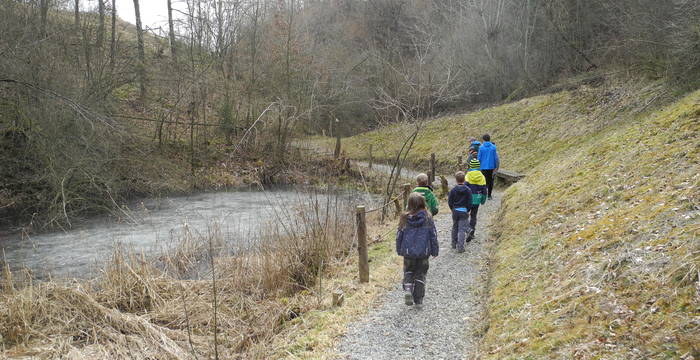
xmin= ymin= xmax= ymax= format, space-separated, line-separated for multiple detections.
xmin=396 ymin=192 xmax=439 ymax=307
xmin=448 ymin=171 xmax=472 ymax=253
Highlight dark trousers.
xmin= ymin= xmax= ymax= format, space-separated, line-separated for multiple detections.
xmin=403 ymin=257 xmax=429 ymax=304
xmin=482 ymin=169 xmax=495 ymax=197
xmin=469 ymin=205 xmax=479 ymax=229
xmin=451 ymin=210 xmax=470 ymax=250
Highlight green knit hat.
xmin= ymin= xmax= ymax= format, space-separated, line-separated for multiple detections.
xmin=469 ymin=159 xmax=481 ymax=170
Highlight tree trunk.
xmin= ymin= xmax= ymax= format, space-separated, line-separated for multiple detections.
xmin=216 ymin=0 xmax=224 ymax=57
xmin=72 ymin=0 xmax=83 ymax=74
xmin=39 ymin=0 xmax=49 ymax=38
xmin=110 ymin=0 xmax=116 ymax=73
xmin=248 ymin=1 xmax=259 ymax=107
xmin=189 ymin=102 xmax=196 ymax=179
xmin=133 ymin=0 xmax=147 ymax=102
xmin=167 ymin=0 xmax=177 ymax=60
xmin=73 ymin=0 xmax=79 ymax=29
xmin=76 ymin=0 xmax=93 ymax=83
xmin=97 ymin=0 xmax=105 ymax=50
xmin=286 ymin=0 xmax=294 ymax=100
xmin=196 ymin=0 xmax=203 ymax=54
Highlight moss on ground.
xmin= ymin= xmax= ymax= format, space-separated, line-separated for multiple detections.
xmin=310 ymin=77 xmax=700 ymax=358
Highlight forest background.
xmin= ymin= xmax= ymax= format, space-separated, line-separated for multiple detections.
xmin=1 ymin=0 xmax=698 ymax=229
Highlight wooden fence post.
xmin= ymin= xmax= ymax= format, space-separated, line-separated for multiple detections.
xmin=332 ymin=289 xmax=345 ymax=307
xmin=457 ymin=155 xmax=462 ymax=170
xmin=440 ymin=175 xmax=449 ymax=198
xmin=368 ymin=144 xmax=373 ymax=170
xmin=402 ymin=183 xmax=411 ymax=209
xmin=356 ymin=206 xmax=369 ymax=283
xmin=334 ymin=135 xmax=341 ymax=158
xmin=429 ymin=153 xmax=436 ymax=184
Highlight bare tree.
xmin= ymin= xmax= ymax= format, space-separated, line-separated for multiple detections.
xmin=109 ymin=0 xmax=116 ymax=73
xmin=97 ymin=0 xmax=105 ymax=51
xmin=167 ymin=0 xmax=177 ymax=60
xmin=73 ymin=0 xmax=80 ymax=29
xmin=40 ymin=0 xmax=49 ymax=38
xmin=285 ymin=0 xmax=295 ymax=100
xmin=133 ymin=0 xmax=147 ymax=102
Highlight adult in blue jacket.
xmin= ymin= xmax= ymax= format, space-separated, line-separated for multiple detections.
xmin=477 ymin=133 xmax=499 ymax=199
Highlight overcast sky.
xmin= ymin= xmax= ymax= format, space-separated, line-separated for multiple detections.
xmin=113 ymin=0 xmax=180 ymax=30
xmin=74 ymin=0 xmax=179 ymax=29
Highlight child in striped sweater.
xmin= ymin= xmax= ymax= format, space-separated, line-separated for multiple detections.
xmin=465 ymin=159 xmax=488 ymax=241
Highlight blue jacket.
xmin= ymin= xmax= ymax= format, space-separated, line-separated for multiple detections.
xmin=478 ymin=141 xmax=500 ymax=170
xmin=448 ymin=184 xmax=472 ymax=211
xmin=396 ymin=210 xmax=439 ymax=258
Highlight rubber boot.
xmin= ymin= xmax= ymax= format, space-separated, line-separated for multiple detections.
xmin=466 ymin=228 xmax=475 ymax=242
xmin=404 ymin=283 xmax=414 ymax=306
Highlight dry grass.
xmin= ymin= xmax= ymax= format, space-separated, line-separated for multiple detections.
xmin=0 ymin=185 xmax=402 ymax=359
xmin=310 ymin=75 xmax=700 ymax=358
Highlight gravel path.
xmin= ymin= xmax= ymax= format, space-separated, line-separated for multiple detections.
xmin=337 ymin=190 xmax=501 ymax=359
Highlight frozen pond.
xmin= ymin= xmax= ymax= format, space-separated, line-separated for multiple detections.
xmin=0 ymin=187 xmax=378 ymax=279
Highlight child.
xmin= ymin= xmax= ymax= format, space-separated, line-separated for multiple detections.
xmin=396 ymin=192 xmax=439 ymax=307
xmin=448 ymin=171 xmax=472 ymax=253
xmin=467 ymin=147 xmax=478 ymax=165
xmin=412 ymin=173 xmax=439 ymax=215
xmin=466 ymin=159 xmax=487 ymax=241
xmin=467 ymin=137 xmax=481 ymax=163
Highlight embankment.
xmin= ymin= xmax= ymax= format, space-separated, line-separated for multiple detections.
xmin=311 ymin=76 xmax=700 ymax=358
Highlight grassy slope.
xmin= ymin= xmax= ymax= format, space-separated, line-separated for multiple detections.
xmin=311 ymin=77 xmax=700 ymax=358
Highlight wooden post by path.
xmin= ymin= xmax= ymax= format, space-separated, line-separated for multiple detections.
xmin=402 ymin=183 xmax=411 ymax=210
xmin=429 ymin=153 xmax=436 ymax=184
xmin=356 ymin=206 xmax=369 ymax=283
xmin=334 ymin=135 xmax=341 ymax=158
xmin=368 ymin=144 xmax=373 ymax=170
xmin=457 ymin=155 xmax=462 ymax=170
xmin=332 ymin=289 xmax=345 ymax=307
xmin=440 ymin=175 xmax=449 ymax=198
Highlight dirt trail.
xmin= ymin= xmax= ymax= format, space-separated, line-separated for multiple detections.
xmin=337 ymin=188 xmax=499 ymax=359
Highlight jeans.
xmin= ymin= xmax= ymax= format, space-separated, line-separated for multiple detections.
xmin=403 ymin=257 xmax=430 ymax=304
xmin=482 ymin=169 xmax=495 ymax=197
xmin=451 ymin=210 xmax=470 ymax=250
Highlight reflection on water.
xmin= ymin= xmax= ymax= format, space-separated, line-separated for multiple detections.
xmin=0 ymin=187 xmax=378 ymax=279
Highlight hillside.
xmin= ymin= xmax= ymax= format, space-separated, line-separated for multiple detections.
xmin=0 ymin=3 xmax=299 ymax=229
xmin=311 ymin=77 xmax=700 ymax=358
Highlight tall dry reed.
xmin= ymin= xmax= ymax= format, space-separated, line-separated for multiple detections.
xmin=0 ymin=187 xmax=365 ymax=359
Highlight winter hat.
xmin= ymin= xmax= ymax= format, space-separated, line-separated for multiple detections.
xmin=469 ymin=159 xmax=481 ymax=170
